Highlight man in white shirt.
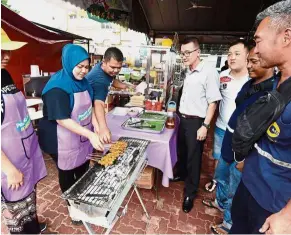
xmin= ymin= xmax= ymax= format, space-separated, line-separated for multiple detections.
xmin=171 ymin=37 xmax=222 ymax=213
xmin=205 ymin=41 xmax=249 ymax=193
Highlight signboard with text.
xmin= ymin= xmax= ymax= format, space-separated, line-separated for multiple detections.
xmin=86 ymin=0 xmax=132 ymax=28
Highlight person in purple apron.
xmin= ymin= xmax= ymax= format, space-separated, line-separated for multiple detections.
xmin=1 ymin=29 xmax=47 ymax=234
xmin=38 ymin=44 xmax=103 ymax=225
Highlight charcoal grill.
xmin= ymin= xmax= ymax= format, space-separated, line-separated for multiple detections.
xmin=62 ymin=137 xmax=150 ymax=234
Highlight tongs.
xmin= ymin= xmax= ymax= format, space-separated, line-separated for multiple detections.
xmin=134 ymin=124 xmax=156 ymax=129
xmin=128 ymin=119 xmax=144 ymax=126
xmin=127 ymin=119 xmax=156 ymax=128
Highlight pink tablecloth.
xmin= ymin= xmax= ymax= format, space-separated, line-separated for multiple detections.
xmin=106 ymin=113 xmax=178 ymax=187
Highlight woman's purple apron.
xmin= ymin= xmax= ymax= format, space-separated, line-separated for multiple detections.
xmin=1 ymin=92 xmax=47 ymax=202
xmin=57 ymin=91 xmax=93 ymax=170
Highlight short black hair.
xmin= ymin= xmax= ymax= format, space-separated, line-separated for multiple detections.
xmin=247 ymin=40 xmax=256 ymax=52
xmin=229 ymin=39 xmax=249 ymax=51
xmin=181 ymin=37 xmax=200 ymax=48
xmin=104 ymin=47 xmax=123 ymax=62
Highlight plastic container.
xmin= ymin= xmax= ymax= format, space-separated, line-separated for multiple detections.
xmin=156 ymin=101 xmax=162 ymax=111
xmin=145 ymin=100 xmax=152 ymax=110
xmin=152 ymin=101 xmax=157 ymax=111
xmin=127 ymin=108 xmax=139 ymax=117
xmin=145 ymin=100 xmax=163 ymax=111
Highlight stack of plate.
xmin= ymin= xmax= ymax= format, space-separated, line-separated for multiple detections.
xmin=129 ymin=95 xmax=145 ymax=107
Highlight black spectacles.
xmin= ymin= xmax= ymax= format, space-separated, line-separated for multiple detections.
xmin=180 ymin=48 xmax=199 ymax=57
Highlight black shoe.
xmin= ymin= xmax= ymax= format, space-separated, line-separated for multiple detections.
xmin=170 ymin=175 xmax=185 ymax=182
xmin=182 ymin=197 xmax=194 ymax=213
xmin=39 ymin=222 xmax=47 ymax=233
xmin=71 ymin=219 xmax=83 ymax=226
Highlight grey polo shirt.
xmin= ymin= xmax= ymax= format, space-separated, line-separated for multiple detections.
xmin=179 ymin=61 xmax=222 ymax=118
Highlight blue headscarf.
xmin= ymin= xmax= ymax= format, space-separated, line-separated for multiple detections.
xmin=42 ymin=44 xmax=93 ymax=108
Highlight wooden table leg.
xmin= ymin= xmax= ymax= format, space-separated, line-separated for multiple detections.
xmin=154 ymin=168 xmax=159 ymax=201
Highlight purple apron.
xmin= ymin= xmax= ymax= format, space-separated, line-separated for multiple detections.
xmin=57 ymin=91 xmax=93 ymax=170
xmin=1 ymin=92 xmax=47 ymax=202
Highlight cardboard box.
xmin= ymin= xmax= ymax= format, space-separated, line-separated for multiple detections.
xmin=104 ymin=94 xmax=114 ymax=113
xmin=135 ymin=166 xmax=155 ymax=189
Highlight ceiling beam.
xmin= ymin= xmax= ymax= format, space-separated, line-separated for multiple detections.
xmin=175 ymin=0 xmax=180 ymax=28
xmin=138 ymin=0 xmax=152 ymax=30
xmin=155 ymin=30 xmax=248 ymax=36
xmin=156 ymin=0 xmax=165 ymax=26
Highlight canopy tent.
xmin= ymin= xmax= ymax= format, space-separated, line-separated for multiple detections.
xmin=1 ymin=4 xmax=91 ymax=90
xmin=45 ymin=0 xmax=133 ymax=28
xmin=49 ymin=0 xmax=279 ymax=38
xmin=44 ymin=0 xmax=279 ymax=54
xmin=136 ymin=0 xmax=279 ymax=41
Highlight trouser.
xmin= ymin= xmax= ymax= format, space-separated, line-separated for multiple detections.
xmin=176 ymin=116 xmax=205 ymax=198
xmin=229 ymin=181 xmax=272 ymax=234
xmin=212 ymin=126 xmax=226 ymax=160
xmin=214 ymin=158 xmax=242 ymax=226
xmin=1 ymin=191 xmax=41 ymax=234
xmin=50 ymin=154 xmax=89 ymax=194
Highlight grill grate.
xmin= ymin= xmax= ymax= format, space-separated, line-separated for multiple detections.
xmin=62 ymin=137 xmax=150 ymax=208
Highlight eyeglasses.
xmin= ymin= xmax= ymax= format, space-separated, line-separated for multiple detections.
xmin=179 ymin=48 xmax=199 ymax=57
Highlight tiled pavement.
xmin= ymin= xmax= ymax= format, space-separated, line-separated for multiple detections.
xmin=1 ymin=155 xmax=222 ymax=234
xmin=1 ymin=123 xmax=221 ymax=234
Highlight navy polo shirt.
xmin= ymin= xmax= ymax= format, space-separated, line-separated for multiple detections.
xmin=86 ymin=63 xmax=114 ymax=102
xmin=221 ymin=76 xmax=275 ymax=163
xmin=242 ymin=77 xmax=291 ymax=213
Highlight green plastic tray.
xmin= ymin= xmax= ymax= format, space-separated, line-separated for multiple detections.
xmin=121 ymin=117 xmax=165 ymax=134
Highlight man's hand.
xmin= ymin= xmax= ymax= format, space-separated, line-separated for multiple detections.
xmin=99 ymin=126 xmax=112 ymax=144
xmin=127 ymin=83 xmax=136 ymax=89
xmin=235 ymin=162 xmax=245 ymax=172
xmin=260 ymin=209 xmax=291 ymax=234
xmin=7 ymin=168 xmax=24 ymax=191
xmin=197 ymin=126 xmax=208 ymax=141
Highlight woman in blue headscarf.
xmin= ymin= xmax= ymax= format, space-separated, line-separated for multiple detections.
xmin=39 ymin=44 xmax=103 ymax=224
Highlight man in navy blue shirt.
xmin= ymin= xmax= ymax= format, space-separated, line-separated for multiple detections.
xmin=86 ymin=47 xmax=131 ymax=143
xmin=202 ymin=45 xmax=275 ymax=235
xmin=230 ymin=1 xmax=291 ymax=234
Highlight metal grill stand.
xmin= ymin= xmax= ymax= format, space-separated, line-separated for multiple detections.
xmin=62 ymin=137 xmax=151 ymax=235
xmin=82 ymin=183 xmax=150 ymax=235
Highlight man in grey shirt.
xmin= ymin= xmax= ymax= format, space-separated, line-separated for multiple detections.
xmin=172 ymin=37 xmax=222 ymax=213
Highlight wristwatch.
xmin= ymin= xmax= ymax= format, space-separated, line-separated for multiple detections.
xmin=202 ymin=122 xmax=210 ymax=129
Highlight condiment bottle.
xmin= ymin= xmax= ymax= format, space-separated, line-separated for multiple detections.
xmin=166 ymin=112 xmax=175 ymax=129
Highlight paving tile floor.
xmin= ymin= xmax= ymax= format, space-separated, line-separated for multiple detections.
xmin=1 ymin=154 xmax=222 ymax=234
